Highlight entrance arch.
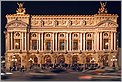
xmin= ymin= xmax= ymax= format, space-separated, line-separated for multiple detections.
xmin=44 ymin=55 xmax=52 ymax=64
xmin=72 ymin=55 xmax=78 ymax=64
xmin=10 ymin=55 xmax=21 ymax=70
xmin=29 ymin=55 xmax=38 ymax=67
xmin=57 ymin=55 xmax=65 ymax=64
xmin=86 ymin=55 xmax=92 ymax=63
xmin=101 ymin=55 xmax=108 ymax=66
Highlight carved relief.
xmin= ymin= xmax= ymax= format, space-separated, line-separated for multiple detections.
xmin=43 ymin=20 xmax=53 ymax=27
xmin=7 ymin=22 xmax=27 ymax=28
xmin=71 ymin=20 xmax=81 ymax=26
xmin=31 ymin=20 xmax=39 ymax=26
xmin=98 ymin=21 xmax=117 ymax=27
xmin=57 ymin=20 xmax=67 ymax=26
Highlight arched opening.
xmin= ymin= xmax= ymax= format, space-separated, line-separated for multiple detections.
xmin=29 ymin=55 xmax=38 ymax=69
xmin=72 ymin=55 xmax=78 ymax=64
xmin=102 ymin=55 xmax=108 ymax=66
xmin=44 ymin=55 xmax=52 ymax=64
xmin=57 ymin=55 xmax=65 ymax=64
xmin=10 ymin=55 xmax=21 ymax=71
xmin=86 ymin=55 xmax=92 ymax=64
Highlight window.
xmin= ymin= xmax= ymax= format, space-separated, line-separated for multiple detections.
xmin=15 ymin=39 xmax=20 ymax=49
xmin=73 ymin=40 xmax=78 ymax=50
xmin=46 ymin=34 xmax=50 ymax=37
xmin=88 ymin=34 xmax=91 ymax=37
xmin=32 ymin=33 xmax=36 ymax=37
xmin=60 ymin=41 xmax=64 ymax=50
xmin=104 ymin=33 xmax=108 ymax=36
xmin=46 ymin=41 xmax=51 ymax=50
xmin=32 ymin=40 xmax=37 ymax=50
xmin=87 ymin=40 xmax=92 ymax=50
xmin=16 ymin=32 xmax=20 ymax=37
xmin=60 ymin=34 xmax=64 ymax=37
xmin=103 ymin=39 xmax=108 ymax=49
xmin=74 ymin=34 xmax=78 ymax=37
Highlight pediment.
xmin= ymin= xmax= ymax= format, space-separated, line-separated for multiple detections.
xmin=96 ymin=20 xmax=118 ymax=27
xmin=6 ymin=20 xmax=28 ymax=28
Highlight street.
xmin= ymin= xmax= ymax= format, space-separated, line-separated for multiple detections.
xmin=1 ymin=68 xmax=121 ymax=81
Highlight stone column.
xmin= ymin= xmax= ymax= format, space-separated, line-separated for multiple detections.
xmin=7 ymin=32 xmax=10 ymax=50
xmin=92 ymin=39 xmax=94 ymax=50
xmin=69 ymin=32 xmax=72 ymax=51
xmin=11 ymin=32 xmax=13 ymax=50
xmin=66 ymin=33 xmax=69 ymax=51
xmin=53 ymin=33 xmax=55 ymax=51
xmin=55 ymin=32 xmax=58 ymax=51
xmin=80 ymin=33 xmax=83 ymax=51
xmin=39 ymin=33 xmax=41 ymax=51
xmin=83 ymin=33 xmax=85 ymax=51
xmin=80 ymin=33 xmax=82 ymax=50
xmin=37 ymin=40 xmax=39 ymax=50
xmin=22 ymin=32 xmax=23 ymax=50
xmin=41 ymin=32 xmax=44 ymax=51
xmin=97 ymin=32 xmax=99 ymax=51
xmin=111 ymin=32 xmax=113 ymax=50
xmin=100 ymin=32 xmax=102 ymax=50
xmin=94 ymin=33 xmax=97 ymax=50
xmin=25 ymin=32 xmax=27 ymax=50
xmin=114 ymin=32 xmax=116 ymax=50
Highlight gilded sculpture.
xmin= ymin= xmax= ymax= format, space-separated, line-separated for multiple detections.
xmin=16 ymin=3 xmax=26 ymax=14
xmin=98 ymin=2 xmax=107 ymax=14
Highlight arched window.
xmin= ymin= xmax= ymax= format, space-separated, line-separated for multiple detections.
xmin=88 ymin=34 xmax=91 ymax=37
xmin=32 ymin=33 xmax=36 ymax=37
xmin=74 ymin=34 xmax=78 ymax=37
xmin=46 ymin=34 xmax=50 ymax=37
xmin=60 ymin=34 xmax=64 ymax=37
xmin=104 ymin=33 xmax=108 ymax=36
xmin=16 ymin=32 xmax=20 ymax=37
xmin=32 ymin=40 xmax=37 ymax=50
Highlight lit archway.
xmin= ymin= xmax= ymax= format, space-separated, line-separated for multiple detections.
xmin=57 ymin=55 xmax=65 ymax=64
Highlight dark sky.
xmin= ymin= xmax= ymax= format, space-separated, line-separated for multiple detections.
xmin=1 ymin=1 xmax=121 ymax=55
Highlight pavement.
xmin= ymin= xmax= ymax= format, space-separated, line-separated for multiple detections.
xmin=1 ymin=68 xmax=121 ymax=81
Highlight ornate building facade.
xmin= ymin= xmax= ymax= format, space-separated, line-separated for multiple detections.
xmin=4 ymin=2 xmax=119 ymax=70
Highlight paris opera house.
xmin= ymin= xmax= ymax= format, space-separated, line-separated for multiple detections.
xmin=4 ymin=2 xmax=118 ymax=70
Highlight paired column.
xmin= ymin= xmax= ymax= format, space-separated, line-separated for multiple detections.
xmin=111 ymin=32 xmax=113 ymax=50
xmin=69 ymin=33 xmax=72 ymax=51
xmin=83 ymin=33 xmax=85 ymax=51
xmin=25 ymin=32 xmax=26 ymax=50
xmin=11 ymin=32 xmax=13 ymax=50
xmin=100 ymin=32 xmax=102 ymax=50
xmin=39 ymin=33 xmax=41 ymax=51
xmin=114 ymin=32 xmax=116 ymax=50
xmin=41 ymin=32 xmax=44 ymax=51
xmin=8 ymin=32 xmax=10 ymax=50
xmin=80 ymin=33 xmax=83 ymax=51
xmin=66 ymin=33 xmax=69 ymax=51
xmin=94 ymin=33 xmax=97 ymax=50
xmin=22 ymin=32 xmax=24 ymax=50
xmin=52 ymin=33 xmax=55 ymax=51
xmin=55 ymin=32 xmax=58 ymax=51
xmin=97 ymin=32 xmax=99 ymax=51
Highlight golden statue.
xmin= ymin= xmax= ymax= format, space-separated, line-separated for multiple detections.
xmin=98 ymin=2 xmax=107 ymax=14
xmin=16 ymin=3 xmax=26 ymax=14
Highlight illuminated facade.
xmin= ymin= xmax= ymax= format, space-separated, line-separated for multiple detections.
xmin=4 ymin=2 xmax=119 ymax=70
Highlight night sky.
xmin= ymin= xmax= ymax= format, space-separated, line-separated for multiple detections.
xmin=1 ymin=1 xmax=121 ymax=56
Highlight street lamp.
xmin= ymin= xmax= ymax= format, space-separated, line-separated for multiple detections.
xmin=90 ymin=58 xmax=96 ymax=64
xmin=111 ymin=56 xmax=117 ymax=67
xmin=11 ymin=56 xmax=17 ymax=66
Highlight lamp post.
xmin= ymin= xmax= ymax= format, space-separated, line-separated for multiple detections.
xmin=28 ymin=58 xmax=33 ymax=69
xmin=111 ymin=56 xmax=117 ymax=68
xmin=11 ymin=55 xmax=17 ymax=66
